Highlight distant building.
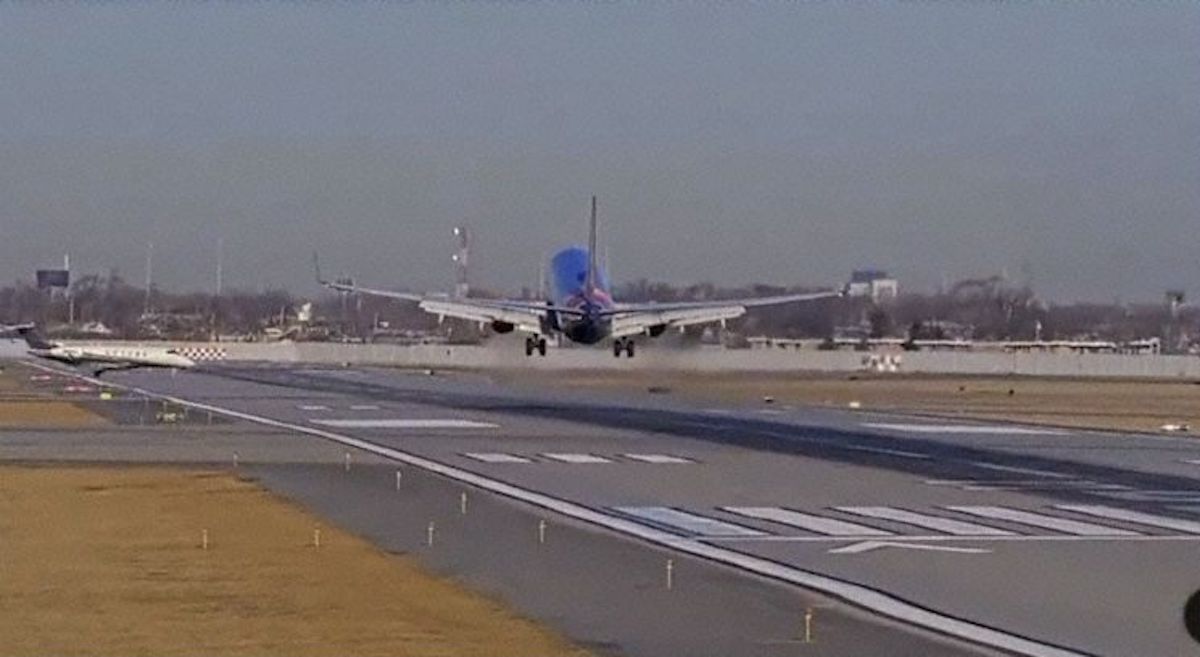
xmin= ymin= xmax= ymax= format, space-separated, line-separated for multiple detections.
xmin=846 ymin=269 xmax=898 ymax=302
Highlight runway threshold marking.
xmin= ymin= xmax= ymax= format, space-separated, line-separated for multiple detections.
xmin=623 ymin=453 xmax=693 ymax=464
xmin=1054 ymin=505 xmax=1200 ymax=534
xmin=541 ymin=453 xmax=612 ymax=464
xmin=723 ymin=507 xmax=893 ymax=537
xmin=838 ymin=507 xmax=1015 ymax=536
xmin=310 ymin=419 xmax=499 ymax=429
xmin=945 ymin=506 xmax=1139 ymax=537
xmin=33 ymin=362 xmax=1091 ymax=657
xmin=464 ymin=453 xmax=533 ymax=464
xmin=613 ymin=507 xmax=766 ymax=537
xmin=863 ymin=423 xmax=1070 ymax=436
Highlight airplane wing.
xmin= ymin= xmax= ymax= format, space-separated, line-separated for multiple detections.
xmin=315 ymin=254 xmax=584 ymax=334
xmin=605 ymin=290 xmax=842 ymax=339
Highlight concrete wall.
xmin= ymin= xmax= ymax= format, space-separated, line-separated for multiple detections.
xmin=4 ymin=337 xmax=1200 ymax=379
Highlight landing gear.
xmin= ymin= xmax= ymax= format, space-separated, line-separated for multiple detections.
xmin=525 ymin=335 xmax=548 ymax=357
xmin=613 ymin=338 xmax=635 ymax=358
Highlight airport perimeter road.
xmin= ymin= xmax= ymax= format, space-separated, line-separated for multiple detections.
xmin=99 ymin=364 xmax=1200 ymax=657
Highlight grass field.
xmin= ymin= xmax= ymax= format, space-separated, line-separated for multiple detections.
xmin=516 ymin=371 xmax=1200 ymax=435
xmin=0 ymin=467 xmax=583 ymax=657
xmin=0 ymin=364 xmax=109 ymax=428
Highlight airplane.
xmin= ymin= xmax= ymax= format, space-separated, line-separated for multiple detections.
xmin=317 ymin=197 xmax=843 ymax=358
xmin=16 ymin=326 xmax=196 ymax=376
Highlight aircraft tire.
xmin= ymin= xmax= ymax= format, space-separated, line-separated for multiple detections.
xmin=625 ymin=341 xmax=635 ymax=358
xmin=537 ymin=338 xmax=547 ymax=356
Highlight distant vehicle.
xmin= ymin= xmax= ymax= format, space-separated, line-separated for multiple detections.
xmin=16 ymin=326 xmax=196 ymax=376
xmin=318 ymin=197 xmax=842 ymax=357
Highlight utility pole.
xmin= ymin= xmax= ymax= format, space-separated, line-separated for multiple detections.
xmin=143 ymin=241 xmax=154 ymax=316
xmin=452 ymin=227 xmax=470 ymax=298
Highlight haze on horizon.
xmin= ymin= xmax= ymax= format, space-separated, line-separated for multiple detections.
xmin=0 ymin=3 xmax=1196 ymax=304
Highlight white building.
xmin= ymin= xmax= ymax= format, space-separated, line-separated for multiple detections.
xmin=846 ymin=269 xmax=898 ymax=302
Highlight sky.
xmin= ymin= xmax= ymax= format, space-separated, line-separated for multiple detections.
xmin=0 ymin=2 xmax=1196 ymax=303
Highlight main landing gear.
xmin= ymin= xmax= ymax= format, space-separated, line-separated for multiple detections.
xmin=612 ymin=338 xmax=635 ymax=358
xmin=525 ymin=335 xmax=548 ymax=357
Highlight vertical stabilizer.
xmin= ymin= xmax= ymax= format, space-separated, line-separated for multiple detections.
xmin=586 ymin=196 xmax=598 ymax=293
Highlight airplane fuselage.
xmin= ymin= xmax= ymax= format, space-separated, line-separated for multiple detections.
xmin=30 ymin=345 xmax=196 ymax=371
xmin=551 ymin=246 xmax=613 ymax=345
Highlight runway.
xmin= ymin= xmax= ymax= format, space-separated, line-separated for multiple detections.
xmin=16 ymin=362 xmax=1200 ymax=657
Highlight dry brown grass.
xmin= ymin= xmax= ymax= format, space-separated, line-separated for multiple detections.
xmin=0 ymin=467 xmax=583 ymax=657
xmin=0 ymin=400 xmax=110 ymax=428
xmin=526 ymin=371 xmax=1200 ymax=434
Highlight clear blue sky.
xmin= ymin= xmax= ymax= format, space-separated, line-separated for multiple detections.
xmin=1 ymin=3 xmax=1196 ymax=302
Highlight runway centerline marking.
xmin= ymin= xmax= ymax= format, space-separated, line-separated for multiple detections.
xmin=32 ymin=362 xmax=1091 ymax=657
xmin=310 ymin=418 xmax=499 ymax=429
xmin=298 ymin=404 xmax=330 ymax=411
xmin=349 ymin=404 xmax=381 ymax=411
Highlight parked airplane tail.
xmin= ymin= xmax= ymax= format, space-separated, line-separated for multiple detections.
xmin=17 ymin=325 xmax=55 ymax=350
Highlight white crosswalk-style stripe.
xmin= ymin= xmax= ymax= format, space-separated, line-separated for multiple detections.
xmin=615 ymin=507 xmax=766 ymax=537
xmin=623 ymin=454 xmax=693 ymax=464
xmin=724 ymin=507 xmax=893 ymax=536
xmin=946 ymin=506 xmax=1139 ymax=536
xmin=1054 ymin=505 xmax=1200 ymax=534
xmin=838 ymin=506 xmax=1015 ymax=536
xmin=463 ymin=453 xmax=532 ymax=464
xmin=542 ymin=453 xmax=612 ymax=464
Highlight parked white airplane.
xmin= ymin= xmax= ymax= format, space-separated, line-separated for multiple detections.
xmin=318 ymin=197 xmax=843 ymax=358
xmin=17 ymin=326 xmax=196 ymax=376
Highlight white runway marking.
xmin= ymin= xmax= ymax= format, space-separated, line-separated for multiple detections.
xmin=970 ymin=462 xmax=1071 ymax=478
xmin=1055 ymin=505 xmax=1200 ymax=534
xmin=542 ymin=453 xmax=612 ymax=464
xmin=298 ymin=404 xmax=330 ymax=411
xmin=310 ymin=419 xmax=498 ymax=429
xmin=623 ymin=453 xmax=694 ymax=464
xmin=863 ymin=422 xmax=1069 ymax=436
xmin=842 ymin=445 xmax=930 ymax=459
xmin=349 ymin=404 xmax=381 ymax=411
xmin=724 ymin=507 xmax=893 ymax=537
xmin=830 ymin=541 xmax=991 ymax=555
xmin=838 ymin=507 xmax=1015 ymax=536
xmin=946 ymin=506 xmax=1139 ymax=537
xmin=615 ymin=507 xmax=766 ymax=537
xmin=1095 ymin=490 xmax=1200 ymax=503
xmin=34 ymin=361 xmax=1092 ymax=657
xmin=463 ymin=452 xmax=532 ymax=464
